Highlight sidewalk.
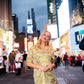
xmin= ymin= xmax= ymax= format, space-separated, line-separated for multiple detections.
xmin=0 ymin=68 xmax=34 ymax=84
xmin=0 ymin=65 xmax=84 ymax=84
xmin=0 ymin=68 xmax=5 ymax=74
xmin=55 ymin=64 xmax=84 ymax=84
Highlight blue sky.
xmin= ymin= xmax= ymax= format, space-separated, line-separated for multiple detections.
xmin=12 ymin=0 xmax=48 ymax=34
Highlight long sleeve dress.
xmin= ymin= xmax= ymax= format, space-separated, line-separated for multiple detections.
xmin=26 ymin=46 xmax=57 ymax=84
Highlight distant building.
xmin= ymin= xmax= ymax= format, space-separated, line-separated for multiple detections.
xmin=31 ymin=8 xmax=37 ymax=36
xmin=0 ymin=0 xmax=13 ymax=60
xmin=37 ymin=30 xmax=40 ymax=39
xmin=47 ymin=0 xmax=62 ymax=37
xmin=12 ymin=14 xmax=18 ymax=35
xmin=15 ymin=32 xmax=25 ymax=51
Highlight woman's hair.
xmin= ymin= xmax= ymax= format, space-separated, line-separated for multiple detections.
xmin=35 ymin=31 xmax=51 ymax=49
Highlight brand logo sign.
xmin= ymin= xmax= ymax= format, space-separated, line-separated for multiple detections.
xmin=75 ymin=30 xmax=84 ymax=44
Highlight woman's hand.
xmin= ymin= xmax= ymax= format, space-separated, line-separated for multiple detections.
xmin=40 ymin=66 xmax=50 ymax=72
xmin=48 ymin=63 xmax=55 ymax=71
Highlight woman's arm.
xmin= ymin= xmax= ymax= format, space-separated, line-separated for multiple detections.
xmin=48 ymin=63 xmax=55 ymax=71
xmin=27 ymin=62 xmax=50 ymax=72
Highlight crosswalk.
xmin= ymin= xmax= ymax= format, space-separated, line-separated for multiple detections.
xmin=57 ymin=78 xmax=67 ymax=84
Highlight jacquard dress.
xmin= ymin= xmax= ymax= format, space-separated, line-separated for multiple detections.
xmin=26 ymin=46 xmax=57 ymax=84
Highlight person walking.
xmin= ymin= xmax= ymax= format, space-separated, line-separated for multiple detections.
xmin=57 ymin=56 xmax=60 ymax=66
xmin=26 ymin=31 xmax=57 ymax=84
xmin=77 ymin=54 xmax=81 ymax=66
xmin=64 ymin=52 xmax=68 ymax=68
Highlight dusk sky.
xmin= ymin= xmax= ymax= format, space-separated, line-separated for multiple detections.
xmin=12 ymin=0 xmax=48 ymax=34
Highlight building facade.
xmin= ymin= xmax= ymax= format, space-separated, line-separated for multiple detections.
xmin=0 ymin=0 xmax=12 ymax=30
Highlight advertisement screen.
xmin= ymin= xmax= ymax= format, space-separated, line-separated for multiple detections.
xmin=58 ymin=0 xmax=70 ymax=36
xmin=70 ymin=24 xmax=84 ymax=50
xmin=70 ymin=0 xmax=84 ymax=28
xmin=27 ymin=19 xmax=32 ymax=25
xmin=27 ymin=25 xmax=33 ymax=34
xmin=47 ymin=24 xmax=58 ymax=39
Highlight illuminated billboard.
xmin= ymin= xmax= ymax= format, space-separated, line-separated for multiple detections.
xmin=70 ymin=0 xmax=84 ymax=28
xmin=27 ymin=19 xmax=32 ymax=25
xmin=58 ymin=0 xmax=70 ymax=36
xmin=24 ymin=38 xmax=27 ymax=52
xmin=27 ymin=25 xmax=33 ymax=34
xmin=70 ymin=24 xmax=84 ymax=51
xmin=47 ymin=24 xmax=58 ymax=39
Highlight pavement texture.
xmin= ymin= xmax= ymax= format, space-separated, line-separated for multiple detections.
xmin=0 ymin=64 xmax=84 ymax=84
xmin=0 ymin=69 xmax=34 ymax=84
xmin=55 ymin=64 xmax=84 ymax=84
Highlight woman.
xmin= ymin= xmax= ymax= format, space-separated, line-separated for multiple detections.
xmin=26 ymin=31 xmax=57 ymax=84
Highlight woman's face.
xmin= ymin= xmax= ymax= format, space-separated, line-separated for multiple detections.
xmin=42 ymin=31 xmax=51 ymax=43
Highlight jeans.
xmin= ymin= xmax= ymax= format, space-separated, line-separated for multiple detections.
xmin=65 ymin=60 xmax=68 ymax=66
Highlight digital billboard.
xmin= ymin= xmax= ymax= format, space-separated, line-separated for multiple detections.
xmin=27 ymin=19 xmax=32 ymax=25
xmin=70 ymin=0 xmax=84 ymax=28
xmin=27 ymin=25 xmax=33 ymax=34
xmin=70 ymin=24 xmax=84 ymax=51
xmin=58 ymin=0 xmax=70 ymax=36
xmin=47 ymin=24 xmax=58 ymax=39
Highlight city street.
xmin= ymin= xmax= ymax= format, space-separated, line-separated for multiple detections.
xmin=55 ymin=64 xmax=84 ymax=84
xmin=0 ymin=64 xmax=84 ymax=84
xmin=0 ymin=0 xmax=84 ymax=84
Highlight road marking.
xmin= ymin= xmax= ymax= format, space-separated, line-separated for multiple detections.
xmin=57 ymin=78 xmax=67 ymax=84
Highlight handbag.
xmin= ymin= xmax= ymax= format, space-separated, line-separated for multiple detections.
xmin=15 ymin=63 xmax=21 ymax=69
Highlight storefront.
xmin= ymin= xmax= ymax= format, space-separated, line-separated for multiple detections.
xmin=60 ymin=31 xmax=71 ymax=56
xmin=5 ymin=31 xmax=13 ymax=54
xmin=0 ymin=27 xmax=13 ymax=69
xmin=0 ymin=27 xmax=6 ymax=69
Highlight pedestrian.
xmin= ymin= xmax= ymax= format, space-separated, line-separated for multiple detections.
xmin=69 ymin=55 xmax=72 ymax=65
xmin=2 ymin=48 xmax=9 ymax=73
xmin=71 ymin=55 xmax=75 ymax=66
xmin=26 ymin=31 xmax=57 ymax=84
xmin=4 ymin=57 xmax=9 ymax=73
xmin=57 ymin=56 xmax=60 ymax=66
xmin=63 ymin=52 xmax=68 ymax=68
xmin=9 ymin=51 xmax=15 ymax=73
xmin=23 ymin=51 xmax=28 ymax=72
xmin=15 ymin=49 xmax=22 ymax=75
xmin=2 ymin=48 xmax=8 ymax=67
xmin=77 ymin=54 xmax=81 ymax=66
xmin=55 ymin=55 xmax=57 ymax=68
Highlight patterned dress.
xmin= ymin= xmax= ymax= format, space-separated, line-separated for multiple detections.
xmin=26 ymin=46 xmax=57 ymax=84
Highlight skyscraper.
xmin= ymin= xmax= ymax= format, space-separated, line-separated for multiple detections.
xmin=12 ymin=14 xmax=18 ymax=35
xmin=0 ymin=0 xmax=12 ymax=30
xmin=31 ymin=8 xmax=37 ymax=36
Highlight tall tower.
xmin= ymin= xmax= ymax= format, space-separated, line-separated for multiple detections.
xmin=0 ymin=0 xmax=12 ymax=30
xmin=28 ymin=11 xmax=30 ymax=19
xmin=12 ymin=14 xmax=18 ymax=35
xmin=31 ymin=8 xmax=37 ymax=36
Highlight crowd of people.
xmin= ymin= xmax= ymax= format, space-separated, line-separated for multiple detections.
xmin=54 ymin=52 xmax=84 ymax=69
xmin=2 ymin=48 xmax=28 ymax=75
